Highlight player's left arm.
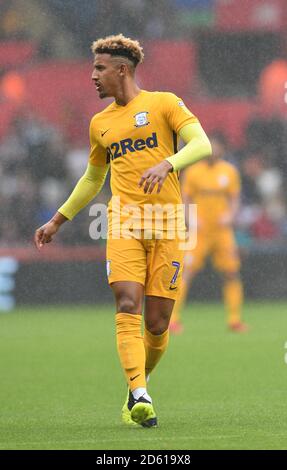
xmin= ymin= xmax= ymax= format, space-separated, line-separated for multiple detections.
xmin=139 ymin=123 xmax=211 ymax=194
xmin=139 ymin=93 xmax=211 ymax=193
xmin=166 ymin=122 xmax=212 ymax=171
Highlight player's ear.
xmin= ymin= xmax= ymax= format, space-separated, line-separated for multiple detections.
xmin=119 ymin=63 xmax=128 ymax=76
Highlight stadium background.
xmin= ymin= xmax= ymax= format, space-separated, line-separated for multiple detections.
xmin=1 ymin=0 xmax=287 ymax=309
xmin=1 ymin=0 xmax=287 ymax=452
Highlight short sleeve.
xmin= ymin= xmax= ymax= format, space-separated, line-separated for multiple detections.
xmin=162 ymin=92 xmax=199 ymax=134
xmin=88 ymin=117 xmax=108 ymax=167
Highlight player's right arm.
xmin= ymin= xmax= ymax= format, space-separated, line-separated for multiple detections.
xmin=34 ymin=118 xmax=109 ymax=250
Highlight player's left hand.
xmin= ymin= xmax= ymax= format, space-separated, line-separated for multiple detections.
xmin=139 ymin=160 xmax=173 ymax=194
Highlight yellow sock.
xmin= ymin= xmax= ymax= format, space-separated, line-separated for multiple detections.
xmin=116 ymin=313 xmax=146 ymax=391
xmin=223 ymin=279 xmax=243 ymax=325
xmin=144 ymin=327 xmax=169 ymax=376
xmin=171 ymin=279 xmax=188 ymax=323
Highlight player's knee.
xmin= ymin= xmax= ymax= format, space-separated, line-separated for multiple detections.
xmin=146 ymin=314 xmax=170 ymax=335
xmin=146 ymin=324 xmax=168 ymax=335
xmin=117 ymin=297 xmax=141 ymax=314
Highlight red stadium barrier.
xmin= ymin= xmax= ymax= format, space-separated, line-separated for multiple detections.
xmin=216 ymin=0 xmax=287 ymax=32
xmin=0 ymin=41 xmax=36 ymax=67
xmin=139 ymin=40 xmax=197 ymax=97
xmin=190 ymin=99 xmax=260 ymax=146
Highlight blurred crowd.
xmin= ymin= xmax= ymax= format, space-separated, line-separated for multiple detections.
xmin=0 ymin=113 xmax=287 ymax=248
xmin=230 ymin=117 xmax=287 ymax=248
xmin=0 ymin=0 xmax=185 ymax=59
xmin=0 ymin=114 xmax=108 ymax=246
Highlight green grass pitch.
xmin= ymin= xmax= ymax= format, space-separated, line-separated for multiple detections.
xmin=0 ymin=302 xmax=287 ymax=450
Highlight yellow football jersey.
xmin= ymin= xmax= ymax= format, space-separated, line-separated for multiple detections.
xmin=88 ymin=90 xmax=198 ymax=236
xmin=182 ymin=159 xmax=241 ymax=228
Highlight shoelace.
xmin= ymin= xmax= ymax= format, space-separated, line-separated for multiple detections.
xmin=128 ymin=392 xmax=151 ymax=410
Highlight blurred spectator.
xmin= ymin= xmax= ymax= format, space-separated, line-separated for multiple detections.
xmin=65 ymin=145 xmax=88 ymax=182
xmin=240 ymin=151 xmax=263 ymax=205
xmin=0 ymin=0 xmax=27 ymax=40
xmin=251 ymin=210 xmax=281 ymax=241
xmin=0 ymin=114 xmax=110 ymax=246
xmin=237 ymin=145 xmax=286 ymax=244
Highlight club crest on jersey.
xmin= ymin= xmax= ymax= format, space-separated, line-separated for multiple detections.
xmin=134 ymin=112 xmax=149 ymax=127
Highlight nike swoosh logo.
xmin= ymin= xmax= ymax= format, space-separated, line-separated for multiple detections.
xmin=101 ymin=129 xmax=110 ymax=137
xmin=169 ymin=285 xmax=177 ymax=291
xmin=130 ymin=374 xmax=140 ymax=382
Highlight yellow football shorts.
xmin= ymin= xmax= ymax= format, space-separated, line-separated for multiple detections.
xmin=184 ymin=227 xmax=240 ymax=274
xmin=106 ymin=235 xmax=184 ymax=300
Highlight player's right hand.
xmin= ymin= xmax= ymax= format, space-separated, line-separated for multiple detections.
xmin=34 ymin=220 xmax=60 ymax=250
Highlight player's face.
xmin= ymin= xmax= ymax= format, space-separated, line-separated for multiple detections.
xmin=210 ymin=138 xmax=225 ymax=162
xmin=92 ymin=54 xmax=121 ymax=99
